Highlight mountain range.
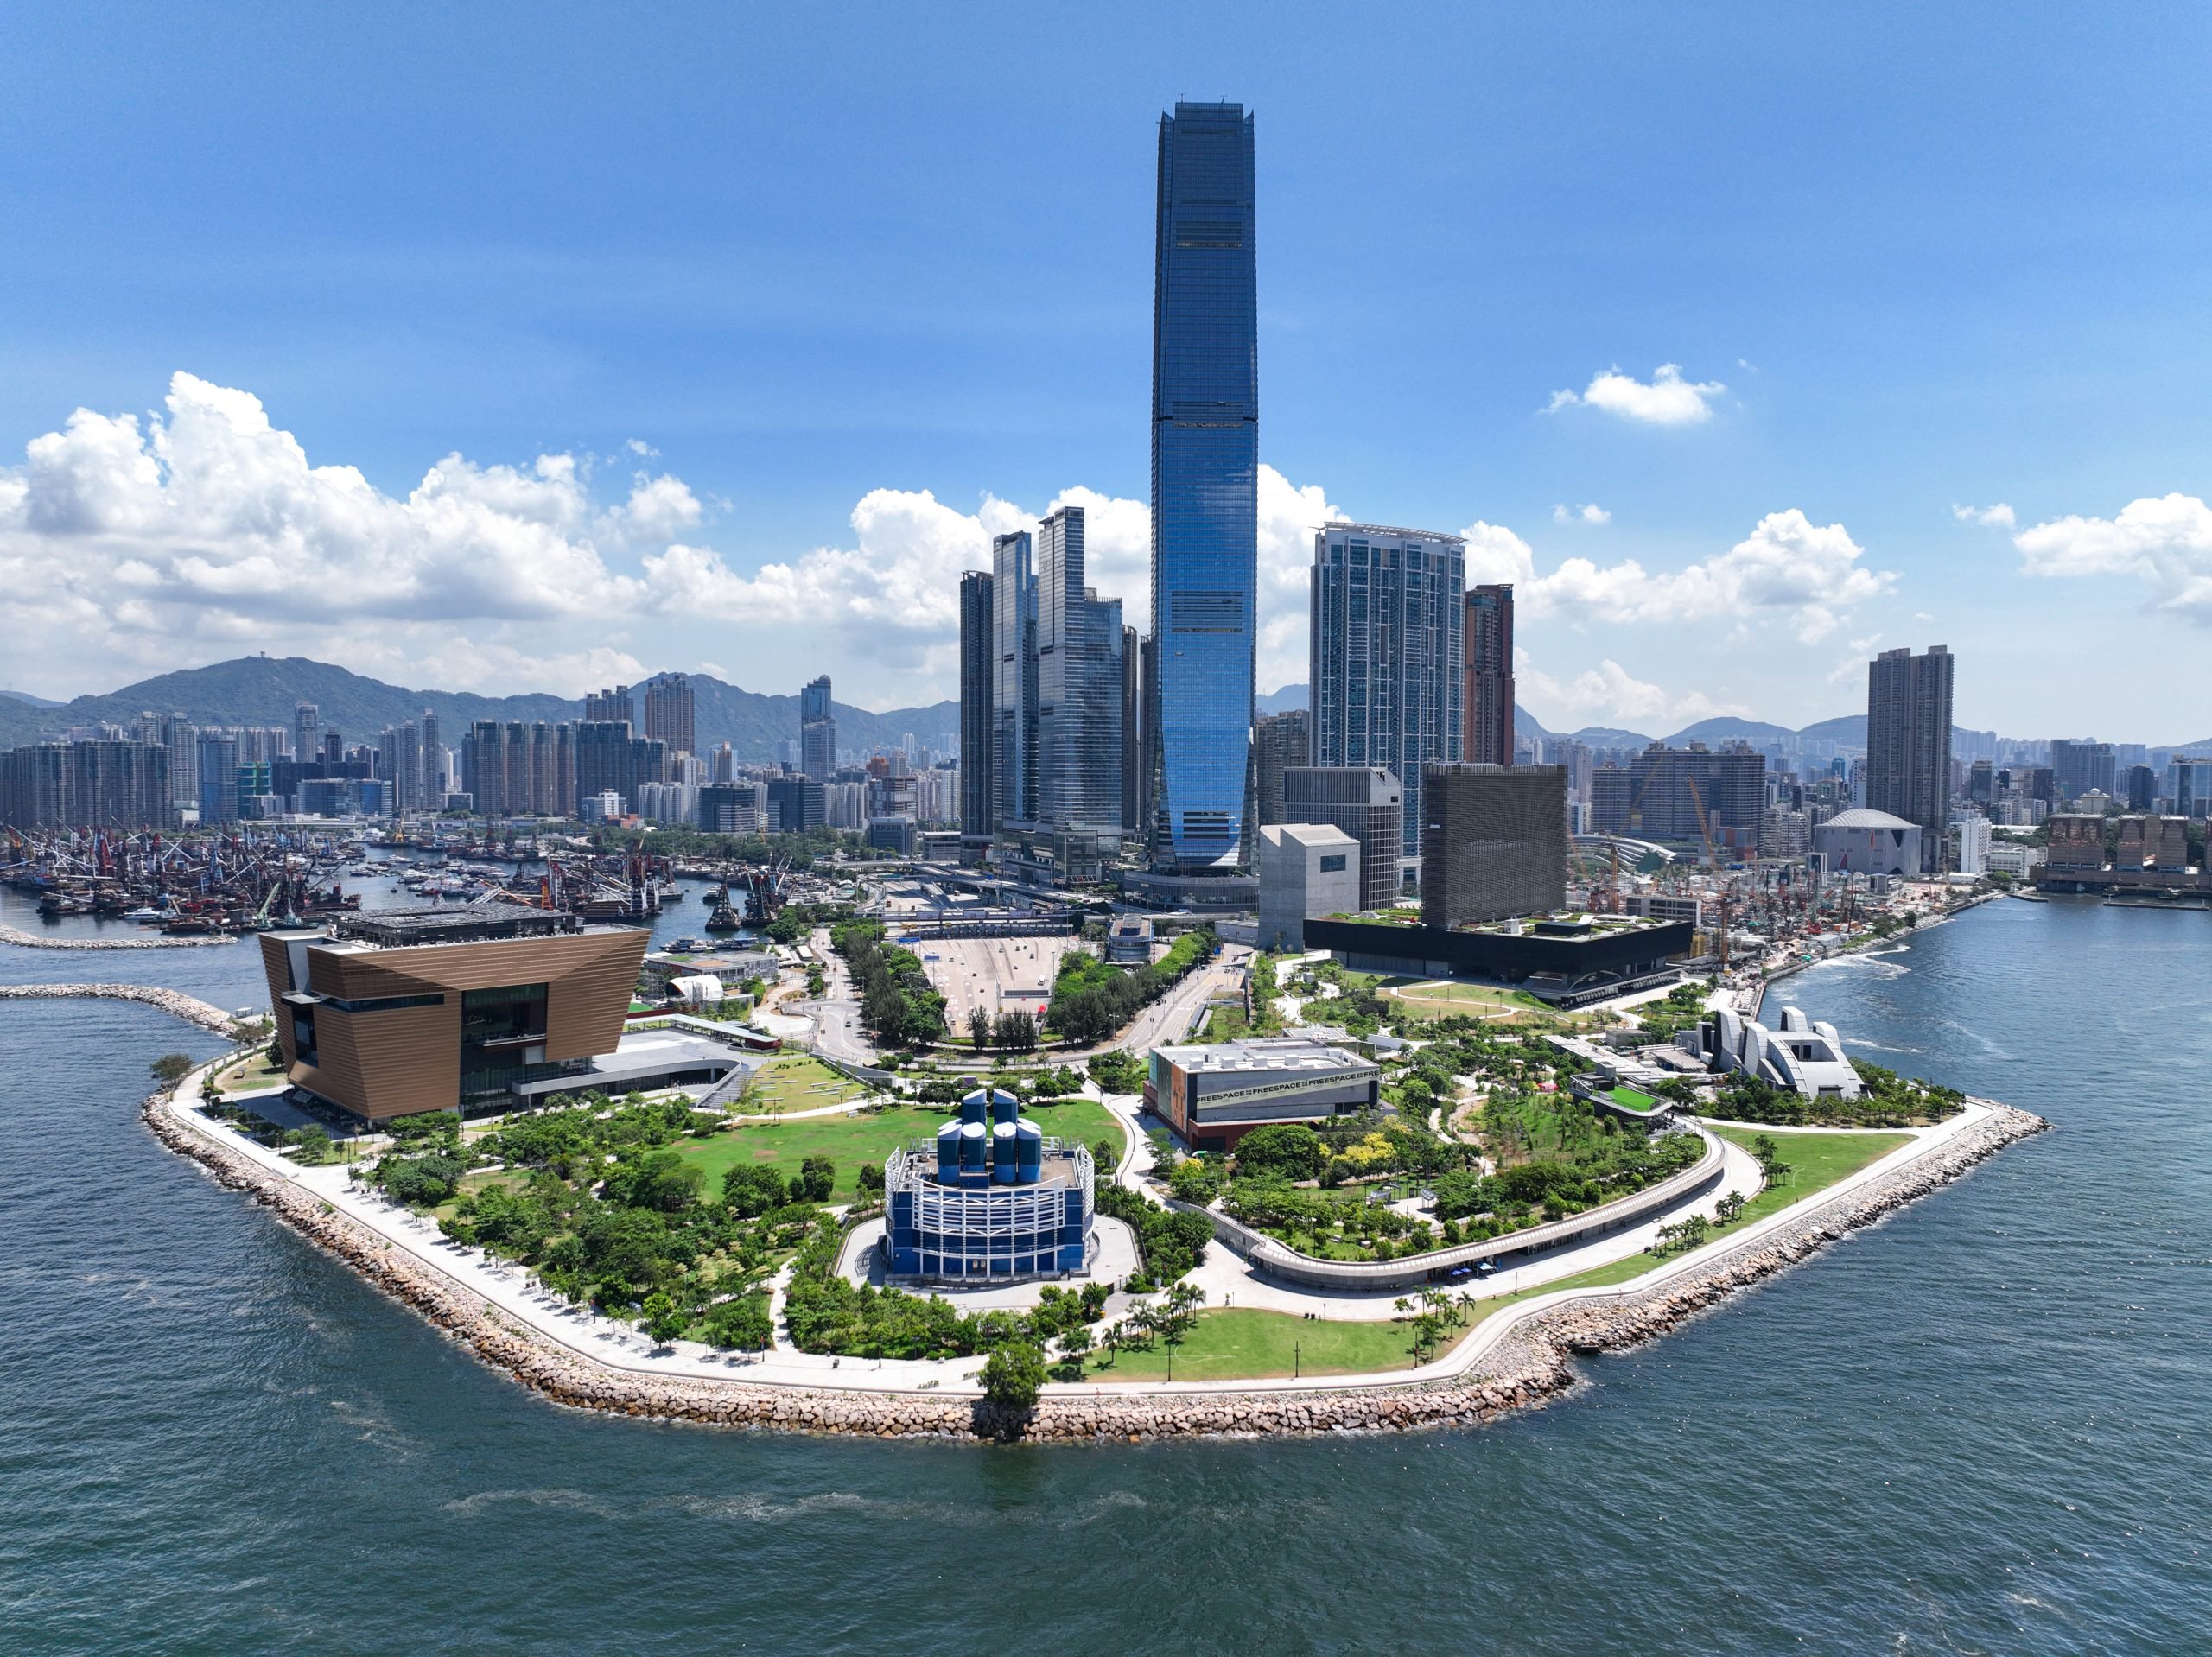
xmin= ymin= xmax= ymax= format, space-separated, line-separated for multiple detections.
xmin=0 ymin=657 xmax=959 ymax=764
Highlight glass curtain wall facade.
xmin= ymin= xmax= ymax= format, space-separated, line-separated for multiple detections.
xmin=798 ymin=676 xmax=836 ymax=781
xmin=1034 ymin=506 xmax=1125 ymax=831
xmin=958 ymin=570 xmax=995 ymax=835
xmin=1151 ymin=101 xmax=1258 ymax=869
xmin=992 ymin=530 xmax=1039 ymax=827
xmin=1311 ymin=524 xmax=1465 ymax=856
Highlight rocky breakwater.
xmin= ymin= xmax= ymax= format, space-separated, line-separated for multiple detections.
xmin=0 ymin=921 xmax=233 ymax=950
xmin=2 ymin=982 xmax=243 ymax=1036
xmin=142 ymin=1082 xmax=2044 ymax=1444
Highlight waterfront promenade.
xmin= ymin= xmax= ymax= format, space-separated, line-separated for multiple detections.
xmin=146 ymin=1045 xmax=2040 ymax=1433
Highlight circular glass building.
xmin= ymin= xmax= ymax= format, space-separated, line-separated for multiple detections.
xmin=883 ymin=1086 xmax=1096 ymax=1281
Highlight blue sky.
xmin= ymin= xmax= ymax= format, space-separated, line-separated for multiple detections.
xmin=3 ymin=3 xmax=2209 ymax=740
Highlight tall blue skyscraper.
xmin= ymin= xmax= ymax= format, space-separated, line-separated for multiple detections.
xmin=1151 ymin=100 xmax=1258 ymax=870
xmin=1034 ymin=505 xmax=1124 ymax=832
xmin=991 ymin=530 xmax=1038 ymax=826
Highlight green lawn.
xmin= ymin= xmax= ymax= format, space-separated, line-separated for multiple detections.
xmin=674 ymin=1096 xmax=1126 ymax=1203
xmin=1084 ymin=1307 xmax=1433 ymax=1381
xmin=737 ymin=1054 xmax=868 ymax=1114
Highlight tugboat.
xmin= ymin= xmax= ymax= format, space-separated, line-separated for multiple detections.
xmin=704 ymin=886 xmax=743 ymax=934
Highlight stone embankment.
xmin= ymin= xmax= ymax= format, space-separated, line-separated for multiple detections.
xmin=145 ymin=1087 xmax=2044 ymax=1442
xmin=1 ymin=983 xmax=242 ymax=1035
xmin=0 ymin=922 xmax=233 ymax=950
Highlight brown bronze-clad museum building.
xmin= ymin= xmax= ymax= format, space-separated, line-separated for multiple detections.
xmin=259 ymin=902 xmax=651 ymax=1121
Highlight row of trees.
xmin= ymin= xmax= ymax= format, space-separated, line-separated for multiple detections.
xmin=1042 ymin=927 xmax=1217 ymax=1046
xmin=830 ymin=918 xmax=948 ymax=1047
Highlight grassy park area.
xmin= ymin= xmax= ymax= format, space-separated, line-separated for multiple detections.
xmin=735 ymin=1054 xmax=866 ymax=1115
xmin=212 ymin=1050 xmax=288 ymax=1094
xmin=1084 ymin=1307 xmax=1452 ymax=1381
xmin=674 ymin=1095 xmax=1125 ymax=1203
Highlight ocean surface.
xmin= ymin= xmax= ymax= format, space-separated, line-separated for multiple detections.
xmin=3 ymin=893 xmax=2207 ymax=1654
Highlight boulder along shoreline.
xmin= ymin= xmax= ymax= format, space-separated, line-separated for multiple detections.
xmin=143 ymin=1088 xmax=2046 ymax=1443
xmin=1 ymin=982 xmax=241 ymax=1033
xmin=0 ymin=922 xmax=234 ymax=950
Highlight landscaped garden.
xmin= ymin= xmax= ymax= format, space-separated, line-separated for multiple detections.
xmin=1697 ymin=1059 xmax=1966 ymax=1128
xmin=673 ymin=1095 xmax=1127 ymax=1204
xmin=734 ymin=1054 xmax=864 ymax=1114
xmin=1164 ymin=1023 xmax=1705 ymax=1266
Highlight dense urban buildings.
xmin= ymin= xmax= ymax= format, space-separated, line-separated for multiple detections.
xmin=1589 ymin=742 xmax=1766 ymax=852
xmin=1282 ymin=765 xmax=1402 ymax=910
xmin=1151 ymin=99 xmax=1259 ymax=871
xmin=642 ymin=673 xmax=696 ymax=759
xmin=1464 ymin=583 xmax=1516 ymax=767
xmin=0 ymin=737 xmax=173 ymax=830
xmin=2050 ymin=738 xmax=2117 ymax=805
xmin=958 ymin=569 xmax=995 ymax=835
xmin=1866 ymin=644 xmax=1955 ymax=873
xmin=798 ymin=676 xmax=836 ymax=780
xmin=1311 ymin=524 xmax=1466 ymax=857
xmin=1418 ymin=763 xmax=1567 ymax=928
xmin=1251 ymin=708 xmax=1309 ymax=828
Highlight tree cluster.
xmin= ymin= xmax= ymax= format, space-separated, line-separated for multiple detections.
xmin=831 ymin=919 xmax=947 ymax=1047
xmin=1042 ymin=928 xmax=1216 ymax=1045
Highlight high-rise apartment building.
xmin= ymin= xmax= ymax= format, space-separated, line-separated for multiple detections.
xmin=1252 ymin=709 xmax=1310 ymax=827
xmin=1866 ymin=644 xmax=1955 ymax=873
xmin=799 ymin=676 xmax=836 ymax=781
xmin=992 ymin=530 xmax=1038 ymax=826
xmin=378 ymin=721 xmax=423 ymax=813
xmin=196 ymin=733 xmax=239 ymax=824
xmin=1151 ymin=100 xmax=1258 ymax=870
xmin=1282 ymin=766 xmax=1403 ymax=911
xmin=1034 ymin=505 xmax=1124 ymax=832
xmin=2050 ymin=739 xmax=2116 ymax=804
xmin=0 ymin=738 xmax=173 ymax=830
xmin=958 ymin=569 xmax=995 ymax=835
xmin=643 ymin=674 xmax=696 ymax=758
xmin=1419 ymin=764 xmax=1567 ymax=929
xmin=1122 ymin=625 xmax=1152 ymax=837
xmin=294 ymin=702 xmax=320 ymax=765
xmin=419 ymin=710 xmax=442 ymax=803
xmin=1311 ymin=524 xmax=1466 ymax=857
xmin=584 ymin=685 xmax=634 ymax=726
xmin=1465 ymin=584 xmax=1516 ymax=766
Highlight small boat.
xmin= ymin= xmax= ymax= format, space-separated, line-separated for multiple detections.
xmin=124 ymin=905 xmax=170 ymax=922
xmin=666 ymin=936 xmax=709 ymax=954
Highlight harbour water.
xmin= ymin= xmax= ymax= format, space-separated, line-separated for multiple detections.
xmin=3 ymin=896 xmax=2207 ymax=1653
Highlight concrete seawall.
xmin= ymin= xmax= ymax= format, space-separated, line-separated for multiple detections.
xmin=0 ymin=982 xmax=241 ymax=1034
xmin=142 ymin=1074 xmax=2047 ymax=1443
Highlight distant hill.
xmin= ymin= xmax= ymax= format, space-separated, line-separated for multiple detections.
xmin=1562 ymin=726 xmax=1656 ymax=749
xmin=0 ymin=688 xmax=64 ymax=708
xmin=0 ymin=656 xmax=959 ymax=765
xmin=1661 ymin=716 xmax=1799 ymax=746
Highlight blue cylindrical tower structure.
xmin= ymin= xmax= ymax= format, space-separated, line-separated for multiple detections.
xmin=959 ymin=1120 xmax=987 ymax=1181
xmin=935 ymin=1121 xmax=963 ymax=1184
xmin=1016 ymin=1118 xmax=1043 ymax=1184
xmin=990 ymin=1121 xmax=1019 ymax=1184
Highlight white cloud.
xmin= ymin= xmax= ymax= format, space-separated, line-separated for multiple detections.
xmin=1952 ymin=502 xmax=2015 ymax=528
xmin=0 ymin=372 xmax=1348 ymax=702
xmin=2013 ymin=493 xmax=2212 ymax=624
xmin=1545 ymin=364 xmax=1726 ymax=426
xmin=1465 ymin=508 xmax=1891 ymax=644
xmin=1516 ymin=650 xmax=1744 ymax=728
xmin=1552 ymin=502 xmax=1611 ymax=525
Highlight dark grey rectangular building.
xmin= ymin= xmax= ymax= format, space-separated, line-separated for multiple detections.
xmin=1866 ymin=644 xmax=1953 ymax=872
xmin=958 ymin=569 xmax=995 ymax=835
xmin=1253 ymin=708 xmax=1309 ymax=827
xmin=1420 ymin=763 xmax=1567 ymax=928
xmin=1282 ymin=765 xmax=1402 ymax=910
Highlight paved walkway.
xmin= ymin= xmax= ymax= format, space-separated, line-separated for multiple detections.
xmin=153 ymin=1046 xmax=2001 ymax=1401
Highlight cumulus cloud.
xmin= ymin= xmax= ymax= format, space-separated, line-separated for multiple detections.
xmin=0 ymin=372 xmax=1346 ymax=701
xmin=1545 ymin=364 xmax=1726 ymax=426
xmin=1463 ymin=508 xmax=1891 ymax=644
xmin=2012 ymin=494 xmax=2212 ymax=624
xmin=1952 ymin=502 xmax=2015 ymax=529
xmin=1552 ymin=502 xmax=1611 ymax=525
xmin=1516 ymin=651 xmax=1743 ymax=728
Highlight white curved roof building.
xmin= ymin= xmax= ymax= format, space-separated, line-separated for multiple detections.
xmin=1815 ymin=808 xmax=1923 ymax=875
xmin=1683 ymin=1004 xmax=1864 ymax=1099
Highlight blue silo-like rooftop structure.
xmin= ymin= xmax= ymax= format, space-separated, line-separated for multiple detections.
xmin=885 ymin=1085 xmax=1096 ymax=1281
